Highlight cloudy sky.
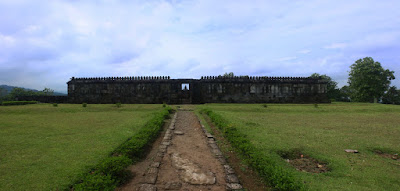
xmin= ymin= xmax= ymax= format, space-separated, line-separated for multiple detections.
xmin=1 ymin=0 xmax=399 ymax=93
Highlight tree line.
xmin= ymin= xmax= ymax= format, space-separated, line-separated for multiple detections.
xmin=0 ymin=87 xmax=54 ymax=102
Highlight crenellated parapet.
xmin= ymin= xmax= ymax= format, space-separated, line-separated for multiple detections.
xmin=69 ymin=76 xmax=171 ymax=82
xmin=200 ymin=76 xmax=324 ymax=83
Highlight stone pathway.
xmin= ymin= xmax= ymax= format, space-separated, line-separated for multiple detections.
xmin=118 ymin=110 xmax=243 ymax=191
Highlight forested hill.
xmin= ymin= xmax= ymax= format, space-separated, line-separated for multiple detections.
xmin=0 ymin=85 xmax=66 ymax=96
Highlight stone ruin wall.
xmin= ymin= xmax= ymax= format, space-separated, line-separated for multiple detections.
xmin=67 ymin=76 xmax=330 ymax=104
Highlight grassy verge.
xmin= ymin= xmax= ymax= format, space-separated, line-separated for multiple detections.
xmin=72 ymin=106 xmax=172 ymax=190
xmin=199 ymin=103 xmax=400 ymax=190
xmin=0 ymin=104 xmax=169 ymax=190
xmin=201 ymin=108 xmax=305 ymax=190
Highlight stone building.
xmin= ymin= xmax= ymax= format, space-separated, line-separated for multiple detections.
xmin=67 ymin=76 xmax=329 ymax=104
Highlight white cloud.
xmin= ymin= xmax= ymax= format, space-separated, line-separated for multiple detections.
xmin=324 ymin=43 xmax=348 ymax=49
xmin=298 ymin=49 xmax=311 ymax=54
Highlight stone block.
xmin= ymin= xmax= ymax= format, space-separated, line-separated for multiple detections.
xmin=137 ymin=184 xmax=157 ymax=191
xmin=226 ymin=183 xmax=243 ymax=190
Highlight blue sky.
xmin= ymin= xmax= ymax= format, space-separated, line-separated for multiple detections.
xmin=0 ymin=0 xmax=399 ymax=93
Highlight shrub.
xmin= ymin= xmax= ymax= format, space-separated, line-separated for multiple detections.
xmin=162 ymin=103 xmax=166 ymax=108
xmin=82 ymin=103 xmax=87 ymax=107
xmin=74 ymin=173 xmax=116 ymax=191
xmin=116 ymin=102 xmax=122 ymax=108
xmin=314 ymin=103 xmax=318 ymax=108
xmin=262 ymin=104 xmax=268 ymax=108
xmin=1 ymin=101 xmax=38 ymax=106
xmin=53 ymin=103 xmax=58 ymax=107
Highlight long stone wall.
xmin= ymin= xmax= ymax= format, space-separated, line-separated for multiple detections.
xmin=67 ymin=76 xmax=330 ymax=104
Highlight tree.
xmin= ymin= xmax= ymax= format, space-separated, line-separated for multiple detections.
xmin=382 ymin=86 xmax=400 ymax=104
xmin=348 ymin=57 xmax=395 ymax=103
xmin=310 ymin=73 xmax=339 ymax=100
xmin=42 ymin=88 xmax=54 ymax=96
xmin=337 ymin=85 xmax=351 ymax=102
xmin=223 ymin=72 xmax=235 ymax=77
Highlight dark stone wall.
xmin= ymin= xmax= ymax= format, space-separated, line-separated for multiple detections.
xmin=67 ymin=76 xmax=330 ymax=104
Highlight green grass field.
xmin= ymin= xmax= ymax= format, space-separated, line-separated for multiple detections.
xmin=0 ymin=104 xmax=164 ymax=190
xmin=199 ymin=103 xmax=400 ymax=190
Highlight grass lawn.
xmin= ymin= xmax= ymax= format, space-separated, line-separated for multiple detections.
xmin=199 ymin=103 xmax=400 ymax=190
xmin=0 ymin=104 xmax=164 ymax=190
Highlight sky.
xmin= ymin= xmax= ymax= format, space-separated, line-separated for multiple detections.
xmin=0 ymin=0 xmax=399 ymax=93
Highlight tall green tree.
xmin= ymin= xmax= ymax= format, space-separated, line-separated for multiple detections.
xmin=310 ymin=73 xmax=339 ymax=100
xmin=348 ymin=57 xmax=395 ymax=102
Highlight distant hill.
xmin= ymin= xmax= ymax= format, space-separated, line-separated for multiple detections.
xmin=0 ymin=85 xmax=67 ymax=96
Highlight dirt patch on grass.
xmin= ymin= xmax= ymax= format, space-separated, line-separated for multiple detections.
xmin=374 ymin=150 xmax=399 ymax=160
xmin=279 ymin=149 xmax=329 ymax=173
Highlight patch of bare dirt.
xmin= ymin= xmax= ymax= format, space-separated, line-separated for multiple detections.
xmin=279 ymin=150 xmax=329 ymax=173
xmin=203 ymin=114 xmax=269 ymax=191
xmin=374 ymin=150 xmax=399 ymax=160
xmin=287 ymin=157 xmax=329 ymax=173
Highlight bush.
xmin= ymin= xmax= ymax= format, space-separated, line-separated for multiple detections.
xmin=314 ymin=103 xmax=318 ymax=108
xmin=1 ymin=101 xmax=38 ymax=106
xmin=262 ymin=104 xmax=268 ymax=108
xmin=116 ymin=102 xmax=122 ymax=108
xmin=53 ymin=103 xmax=58 ymax=107
xmin=74 ymin=173 xmax=116 ymax=191
xmin=202 ymin=108 xmax=305 ymax=191
xmin=82 ymin=103 xmax=87 ymax=107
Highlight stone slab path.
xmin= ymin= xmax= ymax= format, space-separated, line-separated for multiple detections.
xmin=118 ymin=110 xmax=242 ymax=191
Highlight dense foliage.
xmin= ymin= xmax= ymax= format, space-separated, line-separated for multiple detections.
xmin=382 ymin=86 xmax=400 ymax=104
xmin=348 ymin=57 xmax=395 ymax=102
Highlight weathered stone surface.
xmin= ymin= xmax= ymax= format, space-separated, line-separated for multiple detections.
xmin=345 ymin=149 xmax=359 ymax=153
xmin=151 ymin=162 xmax=160 ymax=168
xmin=156 ymin=152 xmax=164 ymax=157
xmin=206 ymin=133 xmax=213 ymax=138
xmin=217 ymin=156 xmax=227 ymax=165
xmin=164 ymin=182 xmax=182 ymax=190
xmin=137 ymin=184 xmax=157 ymax=191
xmin=208 ymin=139 xmax=215 ymax=144
xmin=212 ymin=149 xmax=223 ymax=156
xmin=162 ymin=141 xmax=171 ymax=146
xmin=224 ymin=165 xmax=235 ymax=174
xmin=226 ymin=183 xmax=243 ymax=190
xmin=226 ymin=174 xmax=239 ymax=183
xmin=144 ymin=173 xmax=158 ymax=184
xmin=147 ymin=167 xmax=158 ymax=174
xmin=171 ymin=153 xmax=216 ymax=185
xmin=174 ymin=130 xmax=184 ymax=135
xmin=209 ymin=143 xmax=218 ymax=149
